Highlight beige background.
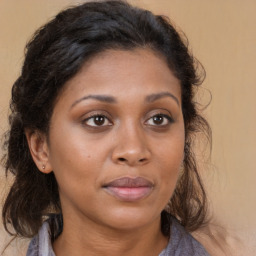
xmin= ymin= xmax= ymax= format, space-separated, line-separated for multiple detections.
xmin=0 ymin=0 xmax=255 ymax=255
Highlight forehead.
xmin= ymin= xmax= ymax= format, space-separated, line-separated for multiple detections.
xmin=58 ymin=48 xmax=181 ymax=103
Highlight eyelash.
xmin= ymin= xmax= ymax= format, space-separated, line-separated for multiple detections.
xmin=83 ymin=114 xmax=112 ymax=127
xmin=82 ymin=113 xmax=173 ymax=128
xmin=145 ymin=114 xmax=174 ymax=126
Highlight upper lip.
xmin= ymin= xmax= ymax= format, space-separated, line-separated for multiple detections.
xmin=103 ymin=177 xmax=153 ymax=188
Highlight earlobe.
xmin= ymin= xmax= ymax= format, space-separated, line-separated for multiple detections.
xmin=25 ymin=129 xmax=53 ymax=174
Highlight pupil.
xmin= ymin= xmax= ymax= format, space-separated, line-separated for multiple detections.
xmin=153 ymin=115 xmax=163 ymax=125
xmin=95 ymin=116 xmax=105 ymax=125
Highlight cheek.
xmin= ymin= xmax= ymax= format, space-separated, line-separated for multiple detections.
xmin=47 ymin=128 xmax=95 ymax=191
xmin=50 ymin=149 xmax=101 ymax=212
xmin=48 ymin=121 xmax=105 ymax=168
xmin=155 ymin=130 xmax=185 ymax=192
xmin=47 ymin=122 xmax=113 ymax=196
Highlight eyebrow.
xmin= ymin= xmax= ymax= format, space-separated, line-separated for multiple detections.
xmin=70 ymin=94 xmax=117 ymax=109
xmin=70 ymin=91 xmax=180 ymax=109
xmin=145 ymin=92 xmax=180 ymax=106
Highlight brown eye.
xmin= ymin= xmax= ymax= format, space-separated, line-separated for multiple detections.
xmin=94 ymin=116 xmax=105 ymax=126
xmin=153 ymin=115 xmax=164 ymax=125
xmin=85 ymin=115 xmax=111 ymax=127
xmin=146 ymin=114 xmax=173 ymax=126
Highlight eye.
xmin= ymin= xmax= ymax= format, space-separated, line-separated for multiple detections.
xmin=145 ymin=114 xmax=173 ymax=126
xmin=84 ymin=115 xmax=112 ymax=127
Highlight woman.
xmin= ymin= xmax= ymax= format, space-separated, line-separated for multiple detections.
xmin=2 ymin=1 xmax=211 ymax=255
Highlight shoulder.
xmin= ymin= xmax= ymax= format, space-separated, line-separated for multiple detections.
xmin=28 ymin=216 xmax=209 ymax=256
xmin=160 ymin=218 xmax=210 ymax=256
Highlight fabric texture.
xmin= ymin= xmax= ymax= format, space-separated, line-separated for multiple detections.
xmin=159 ymin=218 xmax=210 ymax=256
xmin=27 ymin=217 xmax=209 ymax=256
xmin=26 ymin=221 xmax=55 ymax=256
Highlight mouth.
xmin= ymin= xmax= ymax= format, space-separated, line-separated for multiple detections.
xmin=103 ymin=177 xmax=154 ymax=202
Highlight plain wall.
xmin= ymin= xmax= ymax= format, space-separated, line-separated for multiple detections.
xmin=0 ymin=0 xmax=255 ymax=255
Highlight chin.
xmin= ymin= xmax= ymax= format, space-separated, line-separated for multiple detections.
xmin=100 ymin=205 xmax=160 ymax=231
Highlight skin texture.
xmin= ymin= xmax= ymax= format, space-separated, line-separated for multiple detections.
xmin=26 ymin=48 xmax=185 ymax=256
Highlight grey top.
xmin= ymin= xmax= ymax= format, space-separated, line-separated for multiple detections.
xmin=27 ymin=217 xmax=209 ymax=256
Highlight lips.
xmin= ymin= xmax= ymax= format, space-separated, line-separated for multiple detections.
xmin=103 ymin=177 xmax=153 ymax=202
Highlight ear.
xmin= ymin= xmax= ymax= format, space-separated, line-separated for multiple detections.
xmin=25 ymin=129 xmax=53 ymax=174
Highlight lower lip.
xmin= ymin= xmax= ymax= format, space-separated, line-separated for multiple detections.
xmin=104 ymin=186 xmax=152 ymax=201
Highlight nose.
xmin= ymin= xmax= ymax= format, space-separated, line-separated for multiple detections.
xmin=111 ymin=123 xmax=151 ymax=166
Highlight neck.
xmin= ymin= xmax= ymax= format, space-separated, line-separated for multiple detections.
xmin=53 ymin=214 xmax=168 ymax=256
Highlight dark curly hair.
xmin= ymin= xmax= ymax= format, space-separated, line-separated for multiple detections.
xmin=2 ymin=0 xmax=211 ymax=239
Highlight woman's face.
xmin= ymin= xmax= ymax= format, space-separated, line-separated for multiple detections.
xmin=46 ymin=48 xmax=185 ymax=231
